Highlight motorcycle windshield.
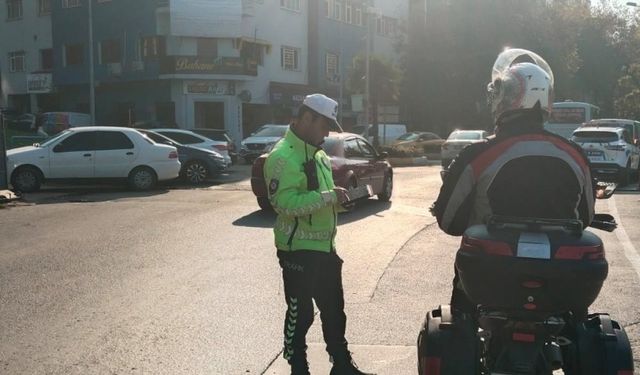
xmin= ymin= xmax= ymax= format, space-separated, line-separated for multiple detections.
xmin=491 ymin=48 xmax=554 ymax=86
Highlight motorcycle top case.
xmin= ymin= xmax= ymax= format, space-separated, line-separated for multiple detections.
xmin=455 ymin=221 xmax=608 ymax=315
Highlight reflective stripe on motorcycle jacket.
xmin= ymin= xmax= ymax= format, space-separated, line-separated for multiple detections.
xmin=433 ymin=129 xmax=595 ymax=236
xmin=264 ymin=129 xmax=339 ymax=252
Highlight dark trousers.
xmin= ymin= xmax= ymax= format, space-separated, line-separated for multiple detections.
xmin=450 ymin=267 xmax=476 ymax=314
xmin=277 ymin=250 xmax=349 ymax=363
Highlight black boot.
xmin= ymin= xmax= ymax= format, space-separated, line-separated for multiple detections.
xmin=289 ymin=355 xmax=310 ymax=375
xmin=329 ymin=351 xmax=375 ymax=375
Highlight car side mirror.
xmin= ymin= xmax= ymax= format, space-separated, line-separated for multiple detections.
xmin=378 ymin=151 xmax=389 ymax=160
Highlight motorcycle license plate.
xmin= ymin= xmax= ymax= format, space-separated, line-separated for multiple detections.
xmin=516 ymin=232 xmax=551 ymax=259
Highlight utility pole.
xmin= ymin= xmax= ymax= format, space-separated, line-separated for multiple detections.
xmin=88 ymin=0 xmax=96 ymax=124
xmin=364 ymin=6 xmax=371 ymax=140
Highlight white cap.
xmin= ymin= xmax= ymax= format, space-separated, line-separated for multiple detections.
xmin=302 ymin=93 xmax=343 ymax=132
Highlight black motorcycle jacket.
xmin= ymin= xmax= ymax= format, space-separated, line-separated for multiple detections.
xmin=432 ymin=115 xmax=595 ymax=236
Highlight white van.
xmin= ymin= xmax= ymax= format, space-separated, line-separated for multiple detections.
xmin=38 ymin=112 xmax=91 ymax=136
xmin=544 ymin=101 xmax=599 ymax=139
xmin=351 ymin=124 xmax=407 ymax=146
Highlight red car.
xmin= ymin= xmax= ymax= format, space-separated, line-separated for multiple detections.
xmin=251 ymin=132 xmax=393 ymax=210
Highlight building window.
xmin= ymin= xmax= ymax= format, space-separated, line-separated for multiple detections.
xmin=7 ymin=0 xmax=23 ymax=20
xmin=197 ymin=38 xmax=218 ymax=58
xmin=140 ymin=36 xmax=165 ymax=59
xmin=100 ymin=39 xmax=121 ymax=64
xmin=355 ymin=7 xmax=362 ymax=26
xmin=40 ymin=48 xmax=54 ymax=70
xmin=64 ymin=44 xmax=83 ymax=66
xmin=324 ymin=0 xmax=330 ymax=17
xmin=334 ymin=1 xmax=341 ymax=21
xmin=345 ymin=2 xmax=352 ymax=24
xmin=281 ymin=46 xmax=299 ymax=71
xmin=377 ymin=16 xmax=397 ymax=37
xmin=62 ymin=0 xmax=81 ymax=8
xmin=280 ymin=0 xmax=300 ymax=11
xmin=8 ymin=51 xmax=25 ymax=72
xmin=38 ymin=0 xmax=51 ymax=15
xmin=326 ymin=52 xmax=339 ymax=81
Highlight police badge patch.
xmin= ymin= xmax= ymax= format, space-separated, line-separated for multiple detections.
xmin=269 ymin=179 xmax=279 ymax=195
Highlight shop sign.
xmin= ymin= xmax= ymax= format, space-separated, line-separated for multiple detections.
xmin=183 ymin=81 xmax=235 ymax=95
xmin=27 ymin=73 xmax=53 ymax=94
xmin=161 ymin=56 xmax=257 ymax=76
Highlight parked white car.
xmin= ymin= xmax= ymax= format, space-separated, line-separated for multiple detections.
xmin=152 ymin=128 xmax=232 ymax=167
xmin=441 ymin=129 xmax=490 ymax=168
xmin=6 ymin=126 xmax=181 ymax=192
xmin=239 ymin=124 xmax=289 ymax=163
xmin=571 ymin=127 xmax=640 ymax=185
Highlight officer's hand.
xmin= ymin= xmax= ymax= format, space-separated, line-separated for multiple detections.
xmin=333 ymin=187 xmax=350 ymax=204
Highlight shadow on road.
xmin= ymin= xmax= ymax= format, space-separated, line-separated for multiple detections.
xmin=233 ymin=209 xmax=276 ymax=228
xmin=233 ymin=199 xmax=392 ymax=228
xmin=19 ymin=183 xmax=172 ymax=205
xmin=338 ymin=200 xmax=392 ymax=225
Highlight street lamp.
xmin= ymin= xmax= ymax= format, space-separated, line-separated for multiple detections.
xmin=88 ymin=0 xmax=96 ymax=125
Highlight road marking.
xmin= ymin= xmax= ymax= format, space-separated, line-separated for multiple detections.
xmin=607 ymin=197 xmax=640 ymax=280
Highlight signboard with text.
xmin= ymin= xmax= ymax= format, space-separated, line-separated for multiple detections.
xmin=27 ymin=73 xmax=53 ymax=94
xmin=160 ymin=56 xmax=258 ymax=76
xmin=183 ymin=81 xmax=235 ymax=95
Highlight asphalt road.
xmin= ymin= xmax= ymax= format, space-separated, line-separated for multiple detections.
xmin=0 ymin=165 xmax=638 ymax=374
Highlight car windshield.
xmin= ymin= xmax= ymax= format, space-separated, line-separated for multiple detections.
xmin=39 ymin=130 xmax=71 ymax=146
xmin=448 ymin=131 xmax=481 ymax=140
xmin=254 ymin=126 xmax=288 ymax=137
xmin=397 ymin=133 xmax=419 ymax=141
xmin=572 ymin=131 xmax=619 ymax=143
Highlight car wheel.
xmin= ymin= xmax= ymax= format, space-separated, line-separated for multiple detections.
xmin=11 ymin=166 xmax=42 ymax=193
xmin=128 ymin=166 xmax=157 ymax=191
xmin=257 ymin=196 xmax=273 ymax=211
xmin=184 ymin=160 xmax=209 ymax=185
xmin=378 ymin=173 xmax=393 ymax=202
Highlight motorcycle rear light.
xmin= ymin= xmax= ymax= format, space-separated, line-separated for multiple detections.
xmin=522 ymin=280 xmax=543 ymax=289
xmin=169 ymin=151 xmax=178 ymax=159
xmin=554 ymin=245 xmax=604 ymax=260
xmin=524 ymin=303 xmax=537 ymax=310
xmin=512 ymin=332 xmax=536 ymax=343
xmin=461 ymin=236 xmax=513 ymax=256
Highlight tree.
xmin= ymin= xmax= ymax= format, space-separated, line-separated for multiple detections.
xmin=615 ymin=64 xmax=640 ymax=119
xmin=348 ymin=55 xmax=401 ymax=147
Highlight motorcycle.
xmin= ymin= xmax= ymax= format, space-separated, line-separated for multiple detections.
xmin=418 ymin=183 xmax=635 ymax=374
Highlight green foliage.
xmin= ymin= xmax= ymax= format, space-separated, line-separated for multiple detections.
xmin=401 ymin=0 xmax=640 ymax=134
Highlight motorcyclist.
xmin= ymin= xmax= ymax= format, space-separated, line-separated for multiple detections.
xmin=431 ymin=48 xmax=596 ymax=316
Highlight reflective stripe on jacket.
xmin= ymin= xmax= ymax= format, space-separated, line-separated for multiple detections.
xmin=264 ymin=129 xmax=339 ymax=252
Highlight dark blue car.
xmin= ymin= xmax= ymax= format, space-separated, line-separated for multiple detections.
xmin=139 ymin=129 xmax=226 ymax=184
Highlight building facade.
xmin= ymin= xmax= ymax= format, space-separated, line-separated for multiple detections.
xmin=0 ymin=0 xmax=54 ymax=112
xmin=2 ymin=0 xmax=407 ymax=143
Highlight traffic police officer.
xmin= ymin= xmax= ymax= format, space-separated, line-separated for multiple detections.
xmin=264 ymin=94 xmax=374 ymax=375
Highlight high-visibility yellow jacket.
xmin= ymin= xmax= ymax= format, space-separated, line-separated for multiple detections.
xmin=264 ymin=129 xmax=339 ymax=252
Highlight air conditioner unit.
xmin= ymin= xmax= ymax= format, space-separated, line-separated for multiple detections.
xmin=131 ymin=60 xmax=145 ymax=71
xmin=107 ymin=62 xmax=122 ymax=75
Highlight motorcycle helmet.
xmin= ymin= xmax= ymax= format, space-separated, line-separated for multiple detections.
xmin=487 ymin=48 xmax=554 ymax=123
